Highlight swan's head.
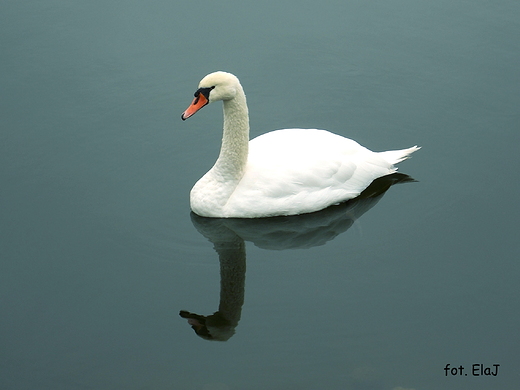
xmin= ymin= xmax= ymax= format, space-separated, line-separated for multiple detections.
xmin=181 ymin=71 xmax=241 ymax=120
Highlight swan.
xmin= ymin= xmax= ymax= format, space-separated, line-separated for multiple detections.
xmin=181 ymin=71 xmax=419 ymax=218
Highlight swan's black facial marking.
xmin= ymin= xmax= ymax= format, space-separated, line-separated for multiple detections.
xmin=194 ymin=86 xmax=215 ymax=102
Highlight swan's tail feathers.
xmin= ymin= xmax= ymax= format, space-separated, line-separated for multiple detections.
xmin=379 ymin=145 xmax=421 ymax=165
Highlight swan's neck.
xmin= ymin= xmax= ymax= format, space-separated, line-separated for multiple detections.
xmin=213 ymin=88 xmax=249 ymax=182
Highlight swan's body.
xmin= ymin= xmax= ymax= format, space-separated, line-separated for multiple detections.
xmin=181 ymin=71 xmax=419 ymax=218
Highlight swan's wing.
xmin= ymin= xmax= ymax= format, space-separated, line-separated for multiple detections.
xmin=224 ymin=129 xmax=394 ymax=217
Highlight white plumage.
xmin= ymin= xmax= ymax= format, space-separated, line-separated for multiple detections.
xmin=181 ymin=71 xmax=419 ymax=218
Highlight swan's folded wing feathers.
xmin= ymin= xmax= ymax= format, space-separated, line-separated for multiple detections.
xmin=225 ymin=130 xmax=376 ymax=216
xmin=220 ymin=128 xmax=409 ymax=217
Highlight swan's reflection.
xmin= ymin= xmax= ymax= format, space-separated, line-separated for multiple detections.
xmin=180 ymin=173 xmax=415 ymax=340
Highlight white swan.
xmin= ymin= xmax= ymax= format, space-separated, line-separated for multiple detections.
xmin=181 ymin=71 xmax=419 ymax=218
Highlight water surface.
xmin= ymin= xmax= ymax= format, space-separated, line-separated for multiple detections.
xmin=1 ymin=1 xmax=519 ymax=389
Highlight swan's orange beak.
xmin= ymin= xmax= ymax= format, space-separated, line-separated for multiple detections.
xmin=181 ymin=93 xmax=209 ymax=120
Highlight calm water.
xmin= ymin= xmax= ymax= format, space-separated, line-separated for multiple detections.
xmin=1 ymin=1 xmax=519 ymax=389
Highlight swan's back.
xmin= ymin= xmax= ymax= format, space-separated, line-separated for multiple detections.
xmin=219 ymin=129 xmax=417 ymax=218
